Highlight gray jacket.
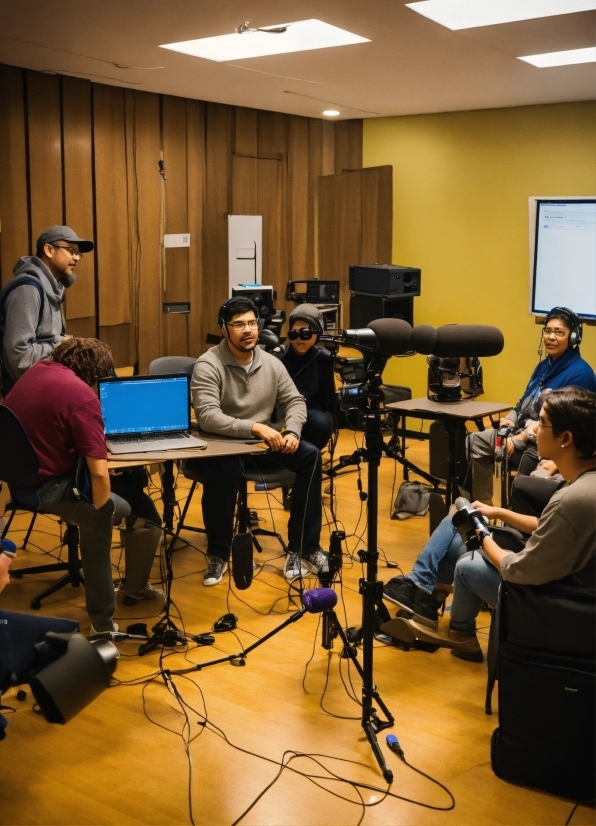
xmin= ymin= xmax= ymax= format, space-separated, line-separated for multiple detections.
xmin=191 ymin=339 xmax=306 ymax=439
xmin=2 ymin=257 xmax=66 ymax=382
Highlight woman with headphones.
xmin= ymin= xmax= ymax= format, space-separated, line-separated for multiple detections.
xmin=279 ymin=304 xmax=336 ymax=451
xmin=468 ymin=306 xmax=595 ymax=503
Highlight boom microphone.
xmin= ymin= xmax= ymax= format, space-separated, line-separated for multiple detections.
xmin=412 ymin=324 xmax=504 ymax=357
xmin=335 ymin=318 xmax=412 ymax=357
xmin=301 ymin=587 xmax=338 ymax=613
xmin=231 ymin=533 xmax=253 ymax=590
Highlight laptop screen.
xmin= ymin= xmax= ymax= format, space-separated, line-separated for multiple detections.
xmin=98 ymin=374 xmax=191 ymax=436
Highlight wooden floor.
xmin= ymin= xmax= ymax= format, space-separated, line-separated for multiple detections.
xmin=0 ymin=431 xmax=593 ymax=826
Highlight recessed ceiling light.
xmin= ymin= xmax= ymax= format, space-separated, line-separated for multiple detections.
xmin=405 ymin=0 xmax=596 ymax=30
xmin=160 ymin=19 xmax=370 ymax=62
xmin=518 ymin=46 xmax=596 ymax=67
xmin=323 ymin=109 xmax=340 ymax=116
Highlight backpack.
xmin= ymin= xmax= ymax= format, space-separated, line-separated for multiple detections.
xmin=0 ymin=275 xmax=45 ymax=396
xmin=391 ymin=480 xmax=432 ymax=520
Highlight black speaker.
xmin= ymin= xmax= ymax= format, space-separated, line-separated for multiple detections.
xmin=231 ymin=287 xmax=274 ymax=322
xmin=349 ymin=264 xmax=421 ymax=297
xmin=349 ymin=295 xmax=414 ymax=328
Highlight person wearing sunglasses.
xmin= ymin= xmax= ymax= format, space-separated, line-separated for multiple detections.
xmin=0 ymin=225 xmax=93 ymax=396
xmin=467 ymin=307 xmax=595 ymax=503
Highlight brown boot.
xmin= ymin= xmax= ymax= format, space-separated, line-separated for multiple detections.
xmin=448 ymin=628 xmax=483 ymax=663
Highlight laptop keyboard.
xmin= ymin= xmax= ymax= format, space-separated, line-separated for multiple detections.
xmin=110 ymin=431 xmax=191 ymax=443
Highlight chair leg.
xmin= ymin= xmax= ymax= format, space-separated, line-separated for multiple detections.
xmin=238 ymin=476 xmax=287 ymax=554
xmin=171 ymin=480 xmax=206 ymax=547
xmin=22 ymin=512 xmax=38 ymax=549
xmin=29 ymin=524 xmax=84 ymax=609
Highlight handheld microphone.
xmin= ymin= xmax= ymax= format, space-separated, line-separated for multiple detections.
xmin=452 ymin=497 xmax=492 ymax=542
xmin=231 ymin=533 xmax=253 ymax=590
xmin=301 ymin=588 xmax=338 ymax=613
xmin=386 ymin=733 xmax=405 ymax=761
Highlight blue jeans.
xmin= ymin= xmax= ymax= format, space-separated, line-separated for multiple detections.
xmin=450 ymin=552 xmax=502 ymax=635
xmin=406 ymin=515 xmax=467 ymax=594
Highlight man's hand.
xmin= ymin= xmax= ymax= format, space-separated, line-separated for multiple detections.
xmin=251 ymin=423 xmax=285 ymax=451
xmin=499 ymin=417 xmax=516 ymax=428
xmin=472 ymin=501 xmax=500 ymax=521
xmin=531 ymin=459 xmax=558 ymax=477
xmin=505 ymin=436 xmax=518 ymax=456
xmin=86 ymin=457 xmax=111 ymax=509
xmin=280 ymin=433 xmax=299 ymax=454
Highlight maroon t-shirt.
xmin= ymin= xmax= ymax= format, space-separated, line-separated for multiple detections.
xmin=3 ymin=361 xmax=107 ymax=485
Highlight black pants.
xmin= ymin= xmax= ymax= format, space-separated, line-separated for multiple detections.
xmin=302 ymin=409 xmax=332 ymax=451
xmin=510 ymin=474 xmax=563 ymax=518
xmin=186 ymin=440 xmax=322 ymax=561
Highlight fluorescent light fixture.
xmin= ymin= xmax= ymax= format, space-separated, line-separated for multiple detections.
xmin=405 ymin=0 xmax=596 ymax=30
xmin=519 ymin=46 xmax=596 ymax=67
xmin=323 ymin=109 xmax=340 ymax=116
xmin=160 ymin=19 xmax=370 ymax=62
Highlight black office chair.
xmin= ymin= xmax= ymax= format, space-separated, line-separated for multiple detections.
xmin=0 ymin=405 xmax=83 ymax=610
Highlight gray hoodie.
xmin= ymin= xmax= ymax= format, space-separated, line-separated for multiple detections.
xmin=2 ymin=256 xmax=66 ymax=382
xmin=191 ymin=338 xmax=306 ymax=439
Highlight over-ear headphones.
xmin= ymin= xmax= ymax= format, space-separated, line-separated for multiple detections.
xmin=217 ymin=297 xmax=259 ymax=328
xmin=543 ymin=306 xmax=582 ymax=347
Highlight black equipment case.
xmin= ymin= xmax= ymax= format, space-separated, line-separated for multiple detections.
xmin=490 ymin=580 xmax=595 ymax=801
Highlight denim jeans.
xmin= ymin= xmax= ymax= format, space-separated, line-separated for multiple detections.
xmin=406 ymin=515 xmax=467 ymax=594
xmin=450 ymin=551 xmax=502 ymax=635
xmin=186 ymin=439 xmax=322 ymax=561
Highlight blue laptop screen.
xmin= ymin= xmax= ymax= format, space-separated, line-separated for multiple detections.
xmin=99 ymin=375 xmax=190 ymax=436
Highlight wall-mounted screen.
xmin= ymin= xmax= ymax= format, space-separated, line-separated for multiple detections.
xmin=530 ymin=198 xmax=596 ymax=320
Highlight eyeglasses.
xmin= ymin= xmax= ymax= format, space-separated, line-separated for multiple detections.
xmin=227 ymin=320 xmax=259 ymax=331
xmin=537 ymin=421 xmax=553 ymax=429
xmin=51 ymin=244 xmax=83 ymax=259
xmin=543 ymin=328 xmax=567 ymax=339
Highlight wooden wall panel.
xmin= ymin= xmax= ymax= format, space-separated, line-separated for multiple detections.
xmin=288 ymin=116 xmax=310 ymax=281
xmin=62 ymin=76 xmax=96 ymax=322
xmin=203 ymin=103 xmax=232 ymax=340
xmin=187 ymin=99 xmax=205 ymax=357
xmin=162 ymin=95 xmax=189 ymax=355
xmin=307 ymin=119 xmax=323 ymax=279
xmin=360 ymin=166 xmax=393 ymax=264
xmin=125 ymin=90 xmax=162 ymax=372
xmin=27 ymin=71 xmax=63 ymax=245
xmin=257 ymin=158 xmax=285 ymax=296
xmin=335 ymin=119 xmax=363 ymax=173
xmin=93 ymin=84 xmax=131 ymax=329
xmin=0 ymin=65 xmax=29 ymax=284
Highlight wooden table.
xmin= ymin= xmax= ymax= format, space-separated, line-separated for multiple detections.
xmin=108 ymin=438 xmax=265 ymax=531
xmin=386 ymin=397 xmax=512 ymax=507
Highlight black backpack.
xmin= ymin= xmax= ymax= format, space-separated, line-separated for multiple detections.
xmin=0 ymin=275 xmax=45 ymax=396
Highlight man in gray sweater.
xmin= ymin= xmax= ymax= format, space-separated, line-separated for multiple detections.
xmin=0 ymin=225 xmax=93 ymax=395
xmin=189 ymin=296 xmax=327 ymax=586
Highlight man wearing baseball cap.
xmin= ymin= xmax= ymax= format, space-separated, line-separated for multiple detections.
xmin=0 ymin=225 xmax=93 ymax=396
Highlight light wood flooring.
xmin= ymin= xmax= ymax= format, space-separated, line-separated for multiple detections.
xmin=0 ymin=431 xmax=593 ymax=826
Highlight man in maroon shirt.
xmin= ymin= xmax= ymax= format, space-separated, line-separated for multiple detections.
xmin=3 ymin=338 xmax=162 ymax=634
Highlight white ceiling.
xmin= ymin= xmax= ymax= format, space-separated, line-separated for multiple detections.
xmin=1 ymin=0 xmax=594 ymax=119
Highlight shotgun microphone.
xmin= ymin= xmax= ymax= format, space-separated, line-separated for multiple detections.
xmin=231 ymin=533 xmax=253 ymax=590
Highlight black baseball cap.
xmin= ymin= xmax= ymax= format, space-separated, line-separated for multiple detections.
xmin=36 ymin=225 xmax=94 ymax=254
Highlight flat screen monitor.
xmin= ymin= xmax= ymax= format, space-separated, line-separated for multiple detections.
xmin=531 ymin=198 xmax=596 ymax=320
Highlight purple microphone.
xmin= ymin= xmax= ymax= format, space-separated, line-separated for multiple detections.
xmin=301 ymin=588 xmax=338 ymax=613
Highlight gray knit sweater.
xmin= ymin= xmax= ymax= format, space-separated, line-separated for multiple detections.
xmin=2 ymin=257 xmax=66 ymax=382
xmin=191 ymin=339 xmax=306 ymax=439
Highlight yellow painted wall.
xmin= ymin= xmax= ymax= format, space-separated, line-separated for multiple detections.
xmin=363 ymin=101 xmax=596 ymax=406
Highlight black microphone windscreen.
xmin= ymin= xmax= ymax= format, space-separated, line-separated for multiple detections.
xmin=231 ymin=533 xmax=253 ymax=590
xmin=301 ymin=587 xmax=338 ymax=613
xmin=432 ymin=325 xmax=504 ymax=358
xmin=411 ymin=325 xmax=438 ymax=355
xmin=367 ymin=318 xmax=413 ymax=356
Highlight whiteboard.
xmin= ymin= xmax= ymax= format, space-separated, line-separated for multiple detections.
xmin=228 ymin=215 xmax=262 ymax=295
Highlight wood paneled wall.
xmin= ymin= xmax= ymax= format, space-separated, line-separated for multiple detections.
xmin=318 ymin=166 xmax=393 ymax=320
xmin=0 ymin=63 xmax=364 ymax=369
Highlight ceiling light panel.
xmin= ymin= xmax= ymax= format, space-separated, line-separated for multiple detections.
xmin=519 ymin=47 xmax=596 ymax=67
xmin=160 ymin=19 xmax=370 ymax=62
xmin=405 ymin=0 xmax=596 ymax=30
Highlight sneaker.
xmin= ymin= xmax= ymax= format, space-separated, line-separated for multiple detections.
xmin=203 ymin=556 xmax=228 ymax=586
xmin=449 ymin=628 xmax=483 ymax=663
xmin=412 ymin=590 xmax=442 ymax=631
xmin=90 ymin=621 xmax=119 ymax=638
xmin=123 ymin=584 xmax=166 ymax=606
xmin=383 ymin=576 xmax=416 ymax=614
xmin=284 ymin=552 xmax=309 ymax=580
xmin=302 ymin=549 xmax=329 ymax=576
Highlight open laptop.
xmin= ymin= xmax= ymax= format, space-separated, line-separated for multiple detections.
xmin=98 ymin=373 xmax=206 ymax=454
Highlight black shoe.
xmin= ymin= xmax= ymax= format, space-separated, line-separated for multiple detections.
xmin=383 ymin=576 xmax=416 ymax=614
xmin=413 ymin=590 xmax=442 ymax=631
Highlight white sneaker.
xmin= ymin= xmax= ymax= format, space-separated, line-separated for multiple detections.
xmin=123 ymin=584 xmax=166 ymax=606
xmin=90 ymin=621 xmax=119 ymax=638
xmin=284 ymin=552 xmax=309 ymax=580
xmin=203 ymin=556 xmax=228 ymax=586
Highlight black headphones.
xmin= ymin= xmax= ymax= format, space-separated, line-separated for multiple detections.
xmin=217 ymin=297 xmax=259 ymax=328
xmin=543 ymin=306 xmax=582 ymax=347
